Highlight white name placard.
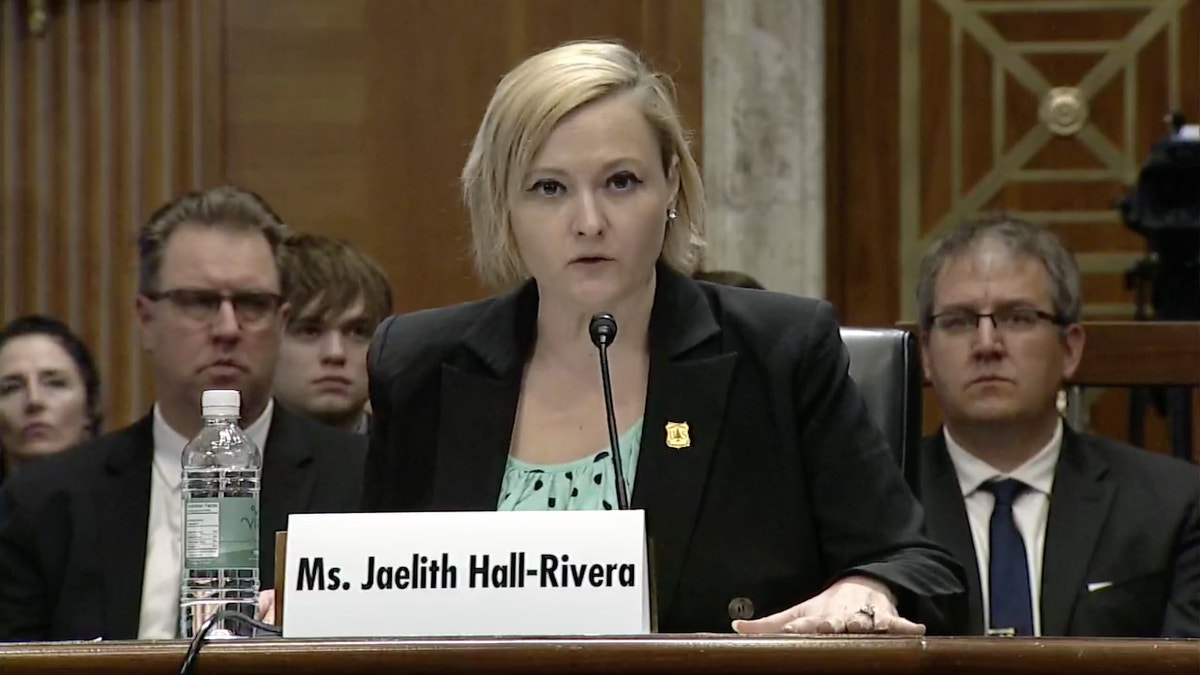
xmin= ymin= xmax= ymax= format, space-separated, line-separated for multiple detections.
xmin=281 ymin=510 xmax=651 ymax=638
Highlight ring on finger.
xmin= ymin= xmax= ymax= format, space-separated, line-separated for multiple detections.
xmin=856 ymin=603 xmax=876 ymax=626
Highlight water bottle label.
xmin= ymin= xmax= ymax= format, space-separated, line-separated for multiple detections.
xmin=183 ymin=497 xmax=259 ymax=569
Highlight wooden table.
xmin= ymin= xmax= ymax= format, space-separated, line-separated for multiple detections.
xmin=1068 ymin=321 xmax=1200 ymax=387
xmin=1 ymin=635 xmax=1197 ymax=674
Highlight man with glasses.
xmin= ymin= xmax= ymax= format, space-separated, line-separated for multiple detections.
xmin=274 ymin=234 xmax=392 ymax=434
xmin=0 ymin=186 xmax=367 ymax=640
xmin=914 ymin=214 xmax=1199 ymax=638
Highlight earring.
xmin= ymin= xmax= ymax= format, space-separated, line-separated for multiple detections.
xmin=667 ymin=208 xmax=678 ymax=221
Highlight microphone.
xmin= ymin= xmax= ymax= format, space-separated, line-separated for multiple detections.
xmin=588 ymin=312 xmax=629 ymax=510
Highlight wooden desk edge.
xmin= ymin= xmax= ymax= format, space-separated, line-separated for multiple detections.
xmin=1 ymin=635 xmax=1196 ymax=659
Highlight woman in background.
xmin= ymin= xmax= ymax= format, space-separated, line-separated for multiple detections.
xmin=364 ymin=40 xmax=965 ymax=634
xmin=0 ymin=315 xmax=101 ymax=482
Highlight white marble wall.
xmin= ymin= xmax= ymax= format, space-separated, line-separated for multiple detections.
xmin=702 ymin=0 xmax=825 ymax=297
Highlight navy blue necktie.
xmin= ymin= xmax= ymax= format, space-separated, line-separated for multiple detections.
xmin=984 ymin=478 xmax=1034 ymax=636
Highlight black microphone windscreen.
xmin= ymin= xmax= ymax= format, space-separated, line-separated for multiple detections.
xmin=588 ymin=312 xmax=618 ymax=347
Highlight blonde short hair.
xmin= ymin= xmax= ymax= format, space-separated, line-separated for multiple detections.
xmin=461 ymin=40 xmax=706 ymax=287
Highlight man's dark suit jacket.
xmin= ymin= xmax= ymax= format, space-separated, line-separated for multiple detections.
xmin=0 ymin=403 xmax=367 ymax=641
xmin=364 ymin=265 xmax=967 ymax=634
xmin=919 ymin=427 xmax=1200 ymax=637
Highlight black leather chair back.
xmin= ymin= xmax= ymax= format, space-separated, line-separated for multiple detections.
xmin=840 ymin=327 xmax=922 ymax=495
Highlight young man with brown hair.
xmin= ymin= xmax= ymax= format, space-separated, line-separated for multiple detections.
xmin=275 ymin=233 xmax=393 ymax=434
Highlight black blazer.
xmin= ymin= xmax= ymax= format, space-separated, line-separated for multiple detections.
xmin=919 ymin=427 xmax=1200 ymax=637
xmin=364 ymin=266 xmax=967 ymax=633
xmin=0 ymin=403 xmax=366 ymax=641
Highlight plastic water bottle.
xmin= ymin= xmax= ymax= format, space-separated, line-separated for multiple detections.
xmin=179 ymin=389 xmax=262 ymax=638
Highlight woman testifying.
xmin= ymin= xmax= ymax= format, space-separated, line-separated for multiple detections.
xmin=364 ymin=40 xmax=965 ymax=634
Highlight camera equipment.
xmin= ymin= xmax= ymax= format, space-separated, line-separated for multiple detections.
xmin=1120 ymin=112 xmax=1199 ymax=461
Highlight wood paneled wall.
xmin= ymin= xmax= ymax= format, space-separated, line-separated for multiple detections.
xmin=1 ymin=0 xmax=216 ymax=428
xmin=221 ymin=0 xmax=703 ymax=314
xmin=1 ymin=0 xmax=703 ymax=430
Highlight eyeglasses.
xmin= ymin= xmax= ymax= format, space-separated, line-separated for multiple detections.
xmin=929 ymin=308 xmax=1064 ymax=336
xmin=144 ymin=289 xmax=283 ymax=327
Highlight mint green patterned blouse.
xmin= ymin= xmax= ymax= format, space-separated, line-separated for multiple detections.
xmin=497 ymin=418 xmax=644 ymax=511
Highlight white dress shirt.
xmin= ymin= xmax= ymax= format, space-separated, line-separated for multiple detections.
xmin=137 ymin=400 xmax=274 ymax=639
xmin=944 ymin=419 xmax=1062 ymax=637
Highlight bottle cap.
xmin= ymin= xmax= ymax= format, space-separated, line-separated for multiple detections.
xmin=201 ymin=389 xmax=241 ymax=418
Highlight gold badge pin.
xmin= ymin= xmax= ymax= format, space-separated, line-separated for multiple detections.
xmin=665 ymin=421 xmax=691 ymax=449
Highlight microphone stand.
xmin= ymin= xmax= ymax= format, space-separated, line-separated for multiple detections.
xmin=590 ymin=313 xmax=630 ymax=510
